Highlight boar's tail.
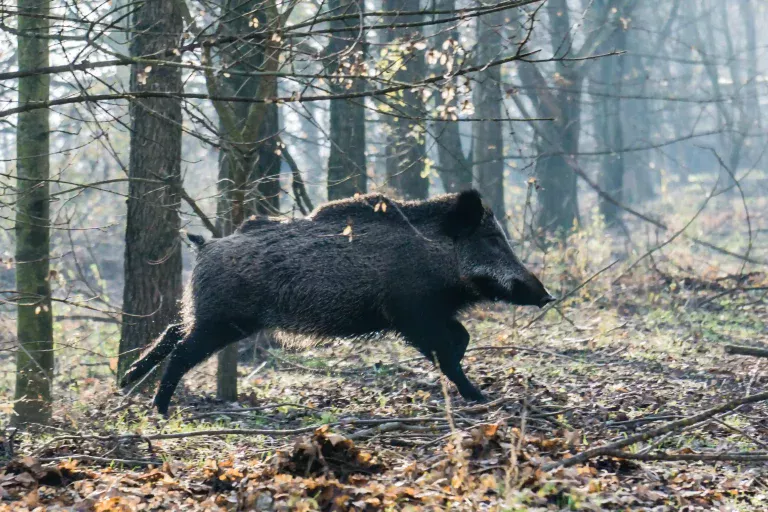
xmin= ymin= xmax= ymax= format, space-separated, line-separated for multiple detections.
xmin=119 ymin=323 xmax=184 ymax=388
xmin=187 ymin=233 xmax=206 ymax=248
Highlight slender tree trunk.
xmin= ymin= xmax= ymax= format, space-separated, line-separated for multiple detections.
xmin=14 ymin=0 xmax=54 ymax=425
xmin=214 ymin=148 xmax=239 ymax=402
xmin=472 ymin=17 xmax=505 ymax=218
xmin=622 ymin=51 xmax=655 ymax=201
xmin=382 ymin=0 xmax=428 ymax=200
xmin=738 ymin=0 xmax=760 ymax=160
xmin=595 ymin=5 xmax=627 ymax=225
xmin=532 ymin=0 xmax=581 ymax=233
xmin=215 ymin=0 xmax=281 ymax=402
xmin=431 ymin=0 xmax=472 ymax=193
xmin=300 ymin=101 xmax=325 ymax=204
xmin=118 ymin=0 xmax=183 ymax=386
xmin=327 ymin=0 xmax=367 ymax=200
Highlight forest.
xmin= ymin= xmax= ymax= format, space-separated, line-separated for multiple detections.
xmin=0 ymin=0 xmax=767 ymax=509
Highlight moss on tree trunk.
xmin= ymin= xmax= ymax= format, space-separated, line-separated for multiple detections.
xmin=14 ymin=0 xmax=54 ymax=426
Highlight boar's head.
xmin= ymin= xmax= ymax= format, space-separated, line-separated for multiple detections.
xmin=442 ymin=190 xmax=555 ymax=308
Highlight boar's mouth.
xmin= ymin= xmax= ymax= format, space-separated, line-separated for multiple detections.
xmin=471 ymin=276 xmax=516 ymax=303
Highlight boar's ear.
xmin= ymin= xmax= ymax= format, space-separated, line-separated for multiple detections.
xmin=442 ymin=189 xmax=484 ymax=238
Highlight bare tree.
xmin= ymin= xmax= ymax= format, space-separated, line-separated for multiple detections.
xmin=327 ymin=0 xmax=368 ymax=200
xmin=431 ymin=0 xmax=472 ymax=193
xmin=118 ymin=0 xmax=184 ymax=385
xmin=382 ymin=0 xmax=428 ymax=199
xmin=206 ymin=0 xmax=283 ymax=402
xmin=594 ymin=0 xmax=629 ymax=226
xmin=472 ymin=14 xmax=505 ymax=219
xmin=13 ymin=0 xmax=54 ymax=425
xmin=516 ymin=0 xmax=635 ymax=233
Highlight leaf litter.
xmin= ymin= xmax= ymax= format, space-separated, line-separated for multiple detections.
xmin=3 ymin=238 xmax=768 ymax=510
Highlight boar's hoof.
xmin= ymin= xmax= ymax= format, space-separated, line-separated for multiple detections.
xmin=153 ymin=399 xmax=171 ymax=418
xmin=461 ymin=387 xmax=488 ymax=404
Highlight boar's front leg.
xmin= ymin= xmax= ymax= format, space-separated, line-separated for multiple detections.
xmin=400 ymin=318 xmax=486 ymax=403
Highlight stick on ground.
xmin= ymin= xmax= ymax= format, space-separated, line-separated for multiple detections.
xmin=544 ymin=389 xmax=768 ymax=471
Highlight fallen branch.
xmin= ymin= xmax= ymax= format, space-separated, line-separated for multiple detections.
xmin=37 ymin=415 xmax=454 ymax=447
xmin=38 ymin=454 xmax=161 ymax=466
xmin=543 ymin=388 xmax=768 ymax=471
xmin=347 ymin=422 xmax=444 ymax=441
xmin=725 ymin=344 xmax=768 ymax=358
xmin=596 ymin=449 xmax=768 ymax=463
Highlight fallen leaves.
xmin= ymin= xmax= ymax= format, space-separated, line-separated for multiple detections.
xmin=274 ymin=426 xmax=384 ymax=480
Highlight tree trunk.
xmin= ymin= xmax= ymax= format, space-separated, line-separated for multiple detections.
xmin=300 ymin=101 xmax=325 ymax=204
xmin=118 ymin=0 xmax=184 ymax=387
xmin=595 ymin=3 xmax=627 ymax=225
xmin=14 ymin=0 xmax=54 ymax=425
xmin=431 ymin=0 xmax=472 ymax=193
xmin=532 ymin=0 xmax=581 ymax=233
xmin=382 ymin=0 xmax=428 ymax=200
xmin=327 ymin=0 xmax=367 ymax=200
xmin=214 ymin=0 xmax=281 ymax=402
xmin=622 ymin=50 xmax=655 ymax=201
xmin=738 ymin=0 xmax=761 ymax=161
xmin=472 ymin=17 xmax=505 ymax=219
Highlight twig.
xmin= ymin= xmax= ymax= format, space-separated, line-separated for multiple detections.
xmin=466 ymin=345 xmax=592 ymax=364
xmin=177 ymin=185 xmax=222 ymax=239
xmin=54 ymin=315 xmax=120 ymax=324
xmin=699 ymin=286 xmax=768 ymax=307
xmin=278 ymin=137 xmax=314 ymax=215
xmin=711 ymin=417 xmax=768 ymax=449
xmin=544 ymin=388 xmax=768 ymax=471
xmin=521 ymin=259 xmax=620 ymax=330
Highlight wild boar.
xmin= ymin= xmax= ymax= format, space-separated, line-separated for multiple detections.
xmin=121 ymin=189 xmax=554 ymax=414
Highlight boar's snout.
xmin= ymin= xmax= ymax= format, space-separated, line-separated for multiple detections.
xmin=513 ymin=269 xmax=555 ymax=308
xmin=538 ymin=292 xmax=556 ymax=308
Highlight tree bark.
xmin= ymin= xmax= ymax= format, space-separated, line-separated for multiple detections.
xmin=595 ymin=1 xmax=627 ymax=225
xmin=472 ymin=16 xmax=505 ymax=219
xmin=14 ymin=0 xmax=54 ymax=426
xmin=327 ymin=0 xmax=367 ymax=200
xmin=517 ymin=0 xmax=632 ymax=233
xmin=118 ymin=0 xmax=184 ymax=385
xmin=382 ymin=0 xmax=428 ymax=200
xmin=431 ymin=0 xmax=472 ymax=193
xmin=214 ymin=0 xmax=281 ymax=402
xmin=530 ymin=0 xmax=581 ymax=233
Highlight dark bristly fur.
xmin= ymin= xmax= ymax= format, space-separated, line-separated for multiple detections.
xmin=120 ymin=190 xmax=554 ymax=415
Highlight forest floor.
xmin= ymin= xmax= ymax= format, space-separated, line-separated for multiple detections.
xmin=3 ymin=190 xmax=768 ymax=511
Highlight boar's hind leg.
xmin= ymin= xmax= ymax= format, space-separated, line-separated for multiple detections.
xmin=153 ymin=322 xmax=250 ymax=415
xmin=401 ymin=318 xmax=486 ymax=403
